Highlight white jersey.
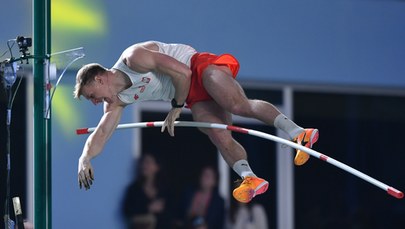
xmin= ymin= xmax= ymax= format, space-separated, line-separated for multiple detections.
xmin=112 ymin=41 xmax=197 ymax=104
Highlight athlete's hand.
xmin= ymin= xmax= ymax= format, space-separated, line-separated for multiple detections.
xmin=78 ymin=155 xmax=94 ymax=190
xmin=161 ymin=107 xmax=182 ymax=136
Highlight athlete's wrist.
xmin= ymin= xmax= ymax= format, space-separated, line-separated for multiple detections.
xmin=171 ymin=98 xmax=184 ymax=108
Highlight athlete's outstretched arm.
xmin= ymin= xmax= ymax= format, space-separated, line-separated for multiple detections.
xmin=78 ymin=103 xmax=124 ymax=190
xmin=122 ymin=42 xmax=192 ymax=136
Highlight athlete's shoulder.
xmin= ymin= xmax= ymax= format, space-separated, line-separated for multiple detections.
xmin=121 ymin=42 xmax=158 ymax=59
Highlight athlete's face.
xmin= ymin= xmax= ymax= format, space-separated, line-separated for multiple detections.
xmin=81 ymin=76 xmax=114 ymax=105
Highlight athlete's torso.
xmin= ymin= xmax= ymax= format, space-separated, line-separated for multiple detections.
xmin=112 ymin=41 xmax=197 ymax=104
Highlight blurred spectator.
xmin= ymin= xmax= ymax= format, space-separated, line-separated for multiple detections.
xmin=121 ymin=153 xmax=170 ymax=229
xmin=226 ymin=198 xmax=268 ymax=229
xmin=174 ymin=165 xmax=225 ymax=229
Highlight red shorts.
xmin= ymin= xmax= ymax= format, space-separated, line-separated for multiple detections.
xmin=186 ymin=52 xmax=240 ymax=108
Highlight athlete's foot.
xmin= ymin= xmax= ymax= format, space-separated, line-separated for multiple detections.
xmin=233 ymin=176 xmax=269 ymax=203
xmin=293 ymin=128 xmax=319 ymax=166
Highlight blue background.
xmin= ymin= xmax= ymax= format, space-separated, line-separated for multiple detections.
xmin=0 ymin=0 xmax=404 ymax=228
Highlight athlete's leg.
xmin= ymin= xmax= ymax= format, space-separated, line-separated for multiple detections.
xmin=191 ymin=101 xmax=269 ymax=203
xmin=190 ymin=100 xmax=246 ymax=167
xmin=201 ymin=65 xmax=302 ymax=138
xmin=201 ymin=65 xmax=318 ymax=165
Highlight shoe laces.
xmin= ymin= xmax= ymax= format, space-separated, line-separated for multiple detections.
xmin=281 ymin=133 xmax=302 ymax=149
xmin=295 ymin=132 xmax=309 ymax=146
xmin=234 ymin=177 xmax=253 ymax=186
xmin=243 ymin=177 xmax=254 ymax=185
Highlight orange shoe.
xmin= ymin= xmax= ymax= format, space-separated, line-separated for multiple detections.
xmin=232 ymin=176 xmax=269 ymax=203
xmin=293 ymin=128 xmax=319 ymax=166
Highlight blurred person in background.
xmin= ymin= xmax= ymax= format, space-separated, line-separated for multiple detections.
xmin=121 ymin=153 xmax=171 ymax=229
xmin=226 ymin=197 xmax=268 ymax=229
xmin=174 ymin=165 xmax=225 ymax=229
xmin=225 ymin=195 xmax=269 ymax=229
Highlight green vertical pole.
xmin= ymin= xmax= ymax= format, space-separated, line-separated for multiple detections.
xmin=33 ymin=0 xmax=51 ymax=228
xmin=46 ymin=0 xmax=52 ymax=227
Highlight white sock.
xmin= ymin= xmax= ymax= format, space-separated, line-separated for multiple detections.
xmin=232 ymin=159 xmax=256 ymax=178
xmin=274 ymin=114 xmax=304 ymax=139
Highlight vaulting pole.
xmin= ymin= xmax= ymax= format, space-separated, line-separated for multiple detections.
xmin=33 ymin=0 xmax=51 ymax=228
xmin=77 ymin=121 xmax=404 ymax=199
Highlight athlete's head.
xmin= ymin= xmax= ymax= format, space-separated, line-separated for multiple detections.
xmin=74 ymin=63 xmax=108 ymax=99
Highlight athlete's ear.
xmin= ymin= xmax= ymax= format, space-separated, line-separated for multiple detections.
xmin=94 ymin=75 xmax=103 ymax=85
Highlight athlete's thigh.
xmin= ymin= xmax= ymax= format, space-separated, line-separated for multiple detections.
xmin=202 ymin=65 xmax=248 ymax=111
xmin=191 ymin=100 xmax=232 ymax=135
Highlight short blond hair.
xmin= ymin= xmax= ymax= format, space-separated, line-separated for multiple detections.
xmin=73 ymin=63 xmax=107 ymax=99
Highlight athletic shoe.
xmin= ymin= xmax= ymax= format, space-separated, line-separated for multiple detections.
xmin=293 ymin=128 xmax=319 ymax=166
xmin=233 ymin=176 xmax=269 ymax=203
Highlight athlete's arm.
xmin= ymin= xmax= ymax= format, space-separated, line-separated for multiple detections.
xmin=78 ymin=102 xmax=124 ymax=190
xmin=122 ymin=42 xmax=192 ymax=136
xmin=123 ymin=42 xmax=192 ymax=106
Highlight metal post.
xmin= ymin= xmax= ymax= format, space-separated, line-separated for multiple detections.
xmin=33 ymin=0 xmax=51 ymax=228
xmin=46 ymin=0 xmax=52 ymax=227
xmin=276 ymin=87 xmax=294 ymax=229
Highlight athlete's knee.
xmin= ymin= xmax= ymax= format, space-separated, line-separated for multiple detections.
xmin=203 ymin=65 xmax=232 ymax=78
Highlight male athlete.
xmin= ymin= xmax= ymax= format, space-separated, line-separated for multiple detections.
xmin=74 ymin=41 xmax=319 ymax=203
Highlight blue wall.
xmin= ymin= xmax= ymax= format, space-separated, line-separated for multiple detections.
xmin=83 ymin=0 xmax=405 ymax=88
xmin=2 ymin=0 xmax=404 ymax=88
